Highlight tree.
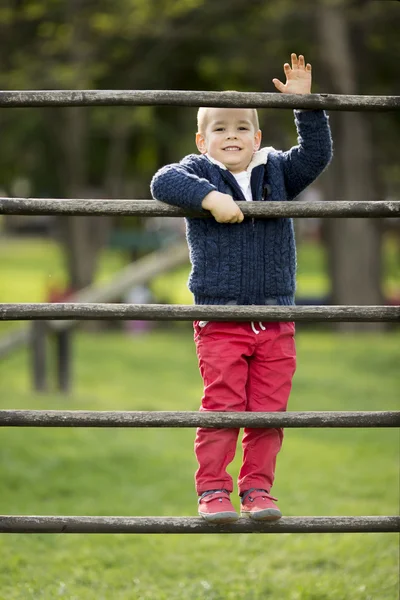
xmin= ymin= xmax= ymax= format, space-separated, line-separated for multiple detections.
xmin=316 ymin=1 xmax=385 ymax=330
xmin=0 ymin=0 xmax=398 ymax=301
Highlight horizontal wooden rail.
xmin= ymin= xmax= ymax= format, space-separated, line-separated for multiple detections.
xmin=1 ymin=410 xmax=398 ymax=428
xmin=1 ymin=303 xmax=399 ymax=323
xmin=0 ymin=90 xmax=399 ymax=111
xmin=1 ymin=199 xmax=399 ymax=218
xmin=0 ymin=515 xmax=398 ymax=534
xmin=0 ymin=243 xmax=189 ymax=354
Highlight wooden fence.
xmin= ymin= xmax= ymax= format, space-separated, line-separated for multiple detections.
xmin=0 ymin=89 xmax=399 ymax=534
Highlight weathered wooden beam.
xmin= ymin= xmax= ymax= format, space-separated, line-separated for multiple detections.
xmin=0 ymin=243 xmax=189 ymax=356
xmin=0 ymin=90 xmax=399 ymax=111
xmin=0 ymin=303 xmax=398 ymax=323
xmin=1 ymin=199 xmax=399 ymax=218
xmin=0 ymin=515 xmax=398 ymax=534
xmin=0 ymin=410 xmax=398 ymax=428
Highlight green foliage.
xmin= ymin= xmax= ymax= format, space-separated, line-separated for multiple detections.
xmin=0 ymin=0 xmax=398 ymax=197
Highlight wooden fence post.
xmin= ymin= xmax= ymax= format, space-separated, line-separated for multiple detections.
xmin=56 ymin=330 xmax=71 ymax=393
xmin=31 ymin=321 xmax=48 ymax=392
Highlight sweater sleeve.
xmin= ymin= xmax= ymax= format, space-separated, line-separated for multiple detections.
xmin=150 ymin=154 xmax=216 ymax=211
xmin=281 ymin=110 xmax=333 ymax=201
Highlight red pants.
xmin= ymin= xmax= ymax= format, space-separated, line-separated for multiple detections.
xmin=193 ymin=320 xmax=296 ymax=496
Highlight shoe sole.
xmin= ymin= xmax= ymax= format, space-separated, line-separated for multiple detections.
xmin=199 ymin=511 xmax=239 ymax=524
xmin=240 ymin=509 xmax=282 ymax=521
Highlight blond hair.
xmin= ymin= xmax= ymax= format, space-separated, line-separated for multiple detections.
xmin=197 ymin=106 xmax=259 ymax=133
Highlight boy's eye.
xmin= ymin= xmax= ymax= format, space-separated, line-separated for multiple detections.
xmin=214 ymin=127 xmax=224 ymax=132
xmin=238 ymin=127 xmax=249 ymax=131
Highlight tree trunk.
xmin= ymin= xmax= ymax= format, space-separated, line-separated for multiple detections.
xmin=56 ymin=0 xmax=110 ymax=292
xmin=58 ymin=105 xmax=106 ymax=291
xmin=317 ymin=2 xmax=384 ymax=331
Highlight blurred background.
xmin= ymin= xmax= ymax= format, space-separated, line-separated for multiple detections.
xmin=0 ymin=0 xmax=399 ymax=320
xmin=0 ymin=1 xmax=399 ymax=599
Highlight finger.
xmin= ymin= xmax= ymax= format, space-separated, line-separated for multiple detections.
xmin=306 ymin=63 xmax=312 ymax=72
xmin=298 ymin=55 xmax=305 ymax=69
xmin=284 ymin=63 xmax=291 ymax=74
xmin=237 ymin=213 xmax=244 ymax=223
xmin=272 ymin=78 xmax=285 ymax=93
xmin=291 ymin=53 xmax=298 ymax=69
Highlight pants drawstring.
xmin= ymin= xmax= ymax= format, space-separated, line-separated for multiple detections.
xmin=199 ymin=321 xmax=266 ymax=334
xmin=251 ymin=322 xmax=265 ymax=335
xmin=251 ymin=321 xmax=259 ymax=334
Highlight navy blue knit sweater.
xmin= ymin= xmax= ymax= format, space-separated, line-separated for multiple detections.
xmin=151 ymin=109 xmax=332 ymax=306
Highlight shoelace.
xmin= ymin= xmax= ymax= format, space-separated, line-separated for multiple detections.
xmin=198 ymin=489 xmax=230 ymax=503
xmin=241 ymin=488 xmax=278 ymax=503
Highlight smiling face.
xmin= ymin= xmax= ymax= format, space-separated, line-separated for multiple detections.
xmin=196 ymin=108 xmax=262 ymax=173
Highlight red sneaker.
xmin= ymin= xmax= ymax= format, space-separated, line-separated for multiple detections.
xmin=240 ymin=488 xmax=282 ymax=521
xmin=198 ymin=489 xmax=239 ymax=523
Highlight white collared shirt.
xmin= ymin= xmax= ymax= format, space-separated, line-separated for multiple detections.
xmin=205 ymin=147 xmax=274 ymax=202
xmin=205 ymin=153 xmax=252 ymax=201
xmin=232 ymin=171 xmax=252 ymax=202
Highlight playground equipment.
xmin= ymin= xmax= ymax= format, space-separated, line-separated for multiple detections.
xmin=0 ymin=241 xmax=189 ymax=385
xmin=0 ymin=89 xmax=399 ymax=535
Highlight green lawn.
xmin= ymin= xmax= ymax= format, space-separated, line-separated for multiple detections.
xmin=152 ymin=231 xmax=400 ymax=304
xmin=0 ymin=235 xmax=399 ymax=598
xmin=1 ymin=232 xmax=399 ymax=307
xmin=0 ymin=330 xmax=399 ymax=599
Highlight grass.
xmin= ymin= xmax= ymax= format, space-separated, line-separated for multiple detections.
xmin=0 ymin=236 xmax=127 ymax=302
xmin=150 ymin=232 xmax=400 ymax=304
xmin=0 ymin=235 xmax=399 ymax=598
xmin=0 ymin=236 xmax=125 ymax=334
xmin=0 ymin=329 xmax=399 ymax=599
xmin=1 ymin=232 xmax=399 ymax=308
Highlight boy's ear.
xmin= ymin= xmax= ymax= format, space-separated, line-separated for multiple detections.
xmin=196 ymin=132 xmax=207 ymax=154
xmin=254 ymin=129 xmax=262 ymax=151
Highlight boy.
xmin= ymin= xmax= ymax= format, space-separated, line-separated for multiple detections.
xmin=151 ymin=54 xmax=332 ymax=523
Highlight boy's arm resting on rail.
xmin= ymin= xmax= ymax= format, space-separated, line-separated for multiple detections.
xmin=280 ymin=109 xmax=333 ymax=201
xmin=150 ymin=154 xmax=216 ymax=211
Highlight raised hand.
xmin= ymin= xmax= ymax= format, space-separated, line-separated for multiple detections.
xmin=272 ymin=53 xmax=312 ymax=95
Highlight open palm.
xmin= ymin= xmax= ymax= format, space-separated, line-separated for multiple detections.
xmin=273 ymin=53 xmax=312 ymax=95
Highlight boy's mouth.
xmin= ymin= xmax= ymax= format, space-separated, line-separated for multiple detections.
xmin=223 ymin=146 xmax=241 ymax=151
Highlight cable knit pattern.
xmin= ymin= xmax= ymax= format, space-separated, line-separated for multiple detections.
xmin=151 ymin=110 xmax=332 ymax=306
